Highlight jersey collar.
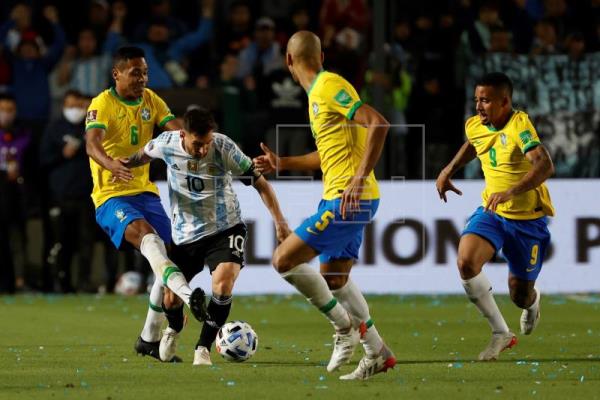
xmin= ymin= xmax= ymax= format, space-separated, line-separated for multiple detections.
xmin=110 ymin=87 xmax=142 ymax=106
xmin=486 ymin=109 xmax=515 ymax=132
xmin=307 ymin=69 xmax=325 ymax=97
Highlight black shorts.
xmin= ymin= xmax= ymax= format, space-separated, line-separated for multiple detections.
xmin=170 ymin=223 xmax=247 ymax=281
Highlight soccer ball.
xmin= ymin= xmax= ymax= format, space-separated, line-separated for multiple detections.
xmin=114 ymin=271 xmax=142 ymax=296
xmin=216 ymin=321 xmax=258 ymax=362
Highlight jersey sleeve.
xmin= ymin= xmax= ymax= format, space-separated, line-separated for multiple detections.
xmin=324 ymin=76 xmax=363 ymax=120
xmin=220 ymin=136 xmax=253 ymax=175
xmin=143 ymin=131 xmax=171 ymax=161
xmin=151 ymin=91 xmax=176 ymax=128
xmin=515 ymin=114 xmax=542 ymax=154
xmin=85 ymin=95 xmax=110 ymax=131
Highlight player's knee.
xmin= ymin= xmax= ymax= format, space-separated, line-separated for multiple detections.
xmin=322 ymin=273 xmax=347 ymax=290
xmin=272 ymin=249 xmax=293 ymax=273
xmin=213 ymin=279 xmax=234 ymax=296
xmin=456 ymin=256 xmax=480 ymax=279
xmin=509 ymin=283 xmax=533 ymax=309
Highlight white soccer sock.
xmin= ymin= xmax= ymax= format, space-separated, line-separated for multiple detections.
xmin=462 ymin=272 xmax=509 ymax=334
xmin=281 ymin=263 xmax=351 ymax=331
xmin=140 ymin=277 xmax=166 ymax=342
xmin=332 ymin=278 xmax=384 ymax=357
xmin=139 ymin=233 xmax=191 ymax=305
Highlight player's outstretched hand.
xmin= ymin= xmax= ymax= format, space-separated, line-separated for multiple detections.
xmin=253 ymin=142 xmax=279 ymax=174
xmin=108 ymin=158 xmax=134 ymax=183
xmin=340 ymin=176 xmax=364 ymax=220
xmin=435 ymin=171 xmax=462 ymax=203
xmin=275 ymin=221 xmax=292 ymax=243
xmin=485 ymin=190 xmax=513 ymax=213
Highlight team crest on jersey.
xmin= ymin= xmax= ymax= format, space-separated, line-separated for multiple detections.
xmin=187 ymin=159 xmax=200 ymax=172
xmin=500 ymin=133 xmax=507 ymax=146
xmin=115 ymin=209 xmax=127 ymax=223
xmin=141 ymin=108 xmax=151 ymax=121
xmin=86 ymin=110 xmax=97 ymax=122
xmin=312 ymin=102 xmax=319 ymax=116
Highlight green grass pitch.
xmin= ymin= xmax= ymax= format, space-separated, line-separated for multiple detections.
xmin=1 ymin=294 xmax=599 ymax=399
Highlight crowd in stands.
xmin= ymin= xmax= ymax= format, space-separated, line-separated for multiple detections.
xmin=0 ymin=0 xmax=598 ymax=294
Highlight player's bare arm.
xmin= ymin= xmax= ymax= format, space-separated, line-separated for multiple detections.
xmin=340 ymin=103 xmax=389 ymax=219
xmin=253 ymin=143 xmax=320 ymax=173
xmin=485 ymin=144 xmax=554 ymax=212
xmin=85 ymin=127 xmax=133 ymax=182
xmin=123 ymin=147 xmax=153 ymax=168
xmin=252 ymin=174 xmax=292 ymax=243
xmin=124 ymin=117 xmax=181 ymax=168
xmin=436 ymin=141 xmax=477 ymax=202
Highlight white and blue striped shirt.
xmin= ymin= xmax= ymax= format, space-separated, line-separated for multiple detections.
xmin=144 ymin=131 xmax=251 ymax=245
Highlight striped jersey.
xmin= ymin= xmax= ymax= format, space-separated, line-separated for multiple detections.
xmin=144 ymin=131 xmax=252 ymax=245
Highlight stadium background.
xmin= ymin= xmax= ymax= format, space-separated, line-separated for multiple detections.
xmin=0 ymin=0 xmax=599 ymax=295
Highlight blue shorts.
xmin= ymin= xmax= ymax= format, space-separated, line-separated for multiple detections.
xmin=462 ymin=206 xmax=551 ymax=281
xmin=295 ymin=198 xmax=379 ymax=264
xmin=95 ymin=193 xmax=171 ymax=249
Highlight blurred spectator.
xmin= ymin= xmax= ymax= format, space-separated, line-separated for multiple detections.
xmin=407 ymin=73 xmax=456 ymax=179
xmin=543 ymin=0 xmax=577 ymax=41
xmin=217 ymin=0 xmax=253 ymax=58
xmin=264 ymin=54 xmax=310 ymax=175
xmin=87 ymin=0 xmax=111 ymax=43
xmin=3 ymin=3 xmax=40 ymax=53
xmin=117 ymin=0 xmax=214 ymax=89
xmin=55 ymin=3 xmax=126 ymax=97
xmin=489 ymin=25 xmax=513 ymax=53
xmin=0 ymin=94 xmax=30 ymax=291
xmin=278 ymin=2 xmax=313 ymax=45
xmin=319 ymin=0 xmax=370 ymax=84
xmin=40 ymin=90 xmax=94 ymax=293
xmin=502 ymin=0 xmax=536 ymax=54
xmin=236 ymin=17 xmax=284 ymax=154
xmin=0 ymin=5 xmax=65 ymax=122
xmin=320 ymin=0 xmax=370 ymax=49
xmin=459 ymin=2 xmax=502 ymax=56
xmin=237 ymin=17 xmax=283 ymax=83
xmin=134 ymin=0 xmax=188 ymax=42
xmin=216 ymin=54 xmax=245 ymax=145
xmin=531 ymin=18 xmax=561 ymax=55
xmin=565 ymin=31 xmax=586 ymax=60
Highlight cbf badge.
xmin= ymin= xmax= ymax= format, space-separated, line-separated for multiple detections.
xmin=312 ymin=102 xmax=319 ymax=117
xmin=500 ymin=133 xmax=507 ymax=146
xmin=141 ymin=107 xmax=151 ymax=121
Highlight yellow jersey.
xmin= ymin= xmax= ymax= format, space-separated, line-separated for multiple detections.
xmin=85 ymin=87 xmax=175 ymax=208
xmin=465 ymin=110 xmax=555 ymax=219
xmin=307 ymin=70 xmax=379 ymax=200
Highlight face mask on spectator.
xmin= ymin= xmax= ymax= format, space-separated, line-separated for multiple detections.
xmin=0 ymin=110 xmax=16 ymax=127
xmin=63 ymin=107 xmax=86 ymax=124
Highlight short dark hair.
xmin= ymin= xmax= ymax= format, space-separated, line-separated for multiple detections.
xmin=63 ymin=89 xmax=83 ymax=100
xmin=113 ymin=46 xmax=145 ymax=68
xmin=183 ymin=106 xmax=217 ymax=135
xmin=0 ymin=93 xmax=16 ymax=103
xmin=476 ymin=72 xmax=513 ymax=97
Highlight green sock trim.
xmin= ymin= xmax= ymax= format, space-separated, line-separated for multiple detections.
xmin=365 ymin=318 xmax=374 ymax=329
xmin=319 ymin=298 xmax=337 ymax=314
xmin=162 ymin=265 xmax=182 ymax=285
xmin=149 ymin=302 xmax=164 ymax=313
